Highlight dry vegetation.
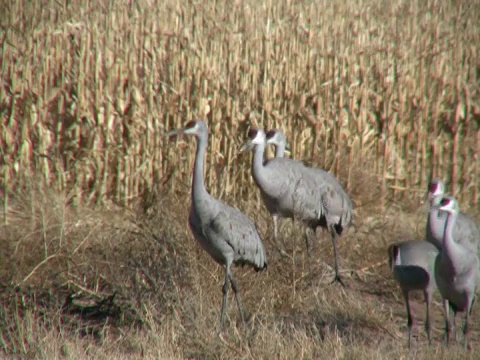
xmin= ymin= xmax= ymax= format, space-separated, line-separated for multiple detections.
xmin=1 ymin=0 xmax=479 ymax=358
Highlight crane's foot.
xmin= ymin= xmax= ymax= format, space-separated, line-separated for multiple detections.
xmin=330 ymin=274 xmax=346 ymax=287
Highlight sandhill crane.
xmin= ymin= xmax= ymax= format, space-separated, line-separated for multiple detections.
xmin=167 ymin=120 xmax=267 ymax=328
xmin=240 ymin=128 xmax=353 ymax=285
xmin=426 ymin=178 xmax=480 ymax=252
xmin=387 ymin=240 xmax=438 ymax=348
xmin=266 ymin=128 xmax=353 ymax=225
xmin=265 ymin=129 xmax=288 ymax=158
xmin=434 ymin=196 xmax=479 ymax=349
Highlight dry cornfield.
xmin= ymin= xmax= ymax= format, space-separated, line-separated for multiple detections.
xmin=0 ymin=0 xmax=479 ymax=359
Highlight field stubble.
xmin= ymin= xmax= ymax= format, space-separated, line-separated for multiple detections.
xmin=1 ymin=0 xmax=479 ymax=358
xmin=1 ymin=183 xmax=479 ymax=359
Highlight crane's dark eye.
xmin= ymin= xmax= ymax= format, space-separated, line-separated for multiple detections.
xmin=185 ymin=120 xmax=196 ymax=129
xmin=266 ymin=130 xmax=276 ymax=139
xmin=439 ymin=197 xmax=450 ymax=206
xmin=247 ymin=129 xmax=258 ymax=139
xmin=429 ymin=182 xmax=438 ymax=193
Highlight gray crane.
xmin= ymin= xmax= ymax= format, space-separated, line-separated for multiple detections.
xmin=266 ymin=128 xmax=353 ymax=229
xmin=426 ymin=178 xmax=480 ymax=252
xmin=434 ymin=196 xmax=479 ymax=349
xmin=266 ymin=128 xmax=354 ymax=282
xmin=248 ymin=129 xmax=289 ymax=257
xmin=167 ymin=120 xmax=267 ymax=328
xmin=265 ymin=129 xmax=288 ymax=158
xmin=240 ymin=128 xmax=353 ymax=285
xmin=387 ymin=240 xmax=438 ymax=348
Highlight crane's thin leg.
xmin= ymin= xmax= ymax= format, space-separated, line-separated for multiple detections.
xmin=442 ymin=299 xmax=451 ymax=346
xmin=464 ymin=308 xmax=470 ymax=350
xmin=403 ymin=290 xmax=414 ymax=349
xmin=463 ymin=296 xmax=475 ymax=351
xmin=273 ymin=215 xmax=279 ymax=246
xmin=452 ymin=309 xmax=457 ymax=343
xmin=329 ymin=228 xmax=345 ymax=287
xmin=273 ymin=215 xmax=287 ymax=257
xmin=303 ymin=227 xmax=315 ymax=281
xmin=424 ymin=289 xmax=432 ymax=346
xmin=304 ymin=227 xmax=313 ymax=257
xmin=229 ymin=272 xmax=246 ymax=325
xmin=219 ymin=266 xmax=230 ymax=329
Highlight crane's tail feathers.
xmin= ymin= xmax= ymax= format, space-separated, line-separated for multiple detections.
xmin=254 ymin=262 xmax=268 ymax=272
xmin=236 ymin=258 xmax=267 ymax=272
xmin=334 ymin=223 xmax=344 ymax=235
xmin=387 ymin=244 xmax=399 ymax=270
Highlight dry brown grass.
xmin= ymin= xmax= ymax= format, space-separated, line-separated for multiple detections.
xmin=1 ymin=0 xmax=480 ymax=358
xmin=1 ymin=183 xmax=479 ymax=359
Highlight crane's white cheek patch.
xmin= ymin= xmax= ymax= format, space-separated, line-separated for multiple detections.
xmin=252 ymin=131 xmax=265 ymax=145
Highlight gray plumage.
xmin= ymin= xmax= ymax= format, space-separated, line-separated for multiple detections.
xmin=434 ymin=196 xmax=479 ymax=349
xmin=266 ymin=129 xmax=353 ymax=230
xmin=168 ymin=120 xmax=267 ymax=328
xmin=388 ymin=240 xmax=438 ymax=348
xmin=426 ymin=178 xmax=480 ymax=252
xmin=240 ymin=128 xmax=353 ymax=285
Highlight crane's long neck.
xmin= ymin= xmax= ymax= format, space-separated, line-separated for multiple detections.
xmin=192 ymin=132 xmax=209 ymax=203
xmin=252 ymin=142 xmax=269 ymax=187
xmin=274 ymin=142 xmax=286 ymax=158
xmin=427 ymin=196 xmax=445 ymax=243
xmin=429 ymin=195 xmax=442 ymax=215
xmin=442 ymin=210 xmax=464 ymax=268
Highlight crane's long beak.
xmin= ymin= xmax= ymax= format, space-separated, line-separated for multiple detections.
xmin=166 ymin=128 xmax=184 ymax=138
xmin=238 ymin=140 xmax=254 ymax=153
